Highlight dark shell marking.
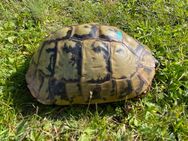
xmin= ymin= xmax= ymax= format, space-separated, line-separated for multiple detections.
xmin=26 ymin=23 xmax=157 ymax=105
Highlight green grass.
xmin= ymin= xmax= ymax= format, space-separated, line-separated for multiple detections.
xmin=0 ymin=0 xmax=188 ymax=140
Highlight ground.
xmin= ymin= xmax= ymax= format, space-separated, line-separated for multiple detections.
xmin=0 ymin=0 xmax=188 ymax=140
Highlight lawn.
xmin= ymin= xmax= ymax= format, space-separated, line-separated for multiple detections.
xmin=0 ymin=0 xmax=188 ymax=140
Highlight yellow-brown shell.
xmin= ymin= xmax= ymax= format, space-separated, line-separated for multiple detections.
xmin=26 ymin=23 xmax=157 ymax=105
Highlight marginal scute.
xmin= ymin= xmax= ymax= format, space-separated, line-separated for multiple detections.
xmin=81 ymin=80 xmax=115 ymax=103
xmin=115 ymin=79 xmax=132 ymax=98
xmin=131 ymin=73 xmax=144 ymax=94
xmin=93 ymin=81 xmax=114 ymax=99
xmin=25 ymin=60 xmax=37 ymax=85
xmin=26 ymin=23 xmax=157 ymax=105
xmin=65 ymin=83 xmax=81 ymax=100
xmin=26 ymin=62 xmax=39 ymax=98
xmin=139 ymin=75 xmax=148 ymax=93
xmin=55 ymin=96 xmax=70 ymax=105
xmin=137 ymin=67 xmax=155 ymax=85
xmin=48 ymin=78 xmax=68 ymax=102
xmin=38 ymin=77 xmax=51 ymax=104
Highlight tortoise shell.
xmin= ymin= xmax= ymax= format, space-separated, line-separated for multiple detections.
xmin=26 ymin=23 xmax=157 ymax=105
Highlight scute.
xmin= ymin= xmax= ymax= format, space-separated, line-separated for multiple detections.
xmin=48 ymin=26 xmax=72 ymax=40
xmin=26 ymin=23 xmax=157 ymax=105
xmin=122 ymin=32 xmax=139 ymax=50
xmin=115 ymin=79 xmax=133 ymax=97
xmin=111 ymin=42 xmax=137 ymax=79
xmin=54 ymin=39 xmax=82 ymax=81
xmin=100 ymin=25 xmax=123 ymax=42
xmin=82 ymin=39 xmax=110 ymax=83
xmin=37 ymin=41 xmax=57 ymax=76
xmin=72 ymin=24 xmax=98 ymax=39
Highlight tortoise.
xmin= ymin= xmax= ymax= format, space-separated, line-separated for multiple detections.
xmin=26 ymin=23 xmax=158 ymax=105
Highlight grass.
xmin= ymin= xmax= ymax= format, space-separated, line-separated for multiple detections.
xmin=0 ymin=0 xmax=187 ymax=140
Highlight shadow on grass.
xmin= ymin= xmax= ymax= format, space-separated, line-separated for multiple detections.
xmin=3 ymin=55 xmax=129 ymax=121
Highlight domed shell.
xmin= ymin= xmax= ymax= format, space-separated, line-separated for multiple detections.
xmin=26 ymin=23 xmax=157 ymax=105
